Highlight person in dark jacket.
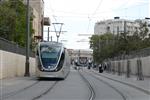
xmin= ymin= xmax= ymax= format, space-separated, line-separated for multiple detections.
xmin=98 ymin=64 xmax=103 ymax=73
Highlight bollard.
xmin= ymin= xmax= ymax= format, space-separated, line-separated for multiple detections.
xmin=126 ymin=60 xmax=131 ymax=78
xmin=118 ymin=61 xmax=121 ymax=76
xmin=122 ymin=60 xmax=125 ymax=74
xmin=137 ymin=58 xmax=144 ymax=80
xmin=112 ymin=62 xmax=116 ymax=74
xmin=108 ymin=62 xmax=111 ymax=73
xmin=112 ymin=62 xmax=114 ymax=74
xmin=106 ymin=62 xmax=110 ymax=73
xmin=110 ymin=62 xmax=112 ymax=73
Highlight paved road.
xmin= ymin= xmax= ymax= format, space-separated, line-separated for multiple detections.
xmin=1 ymin=66 xmax=150 ymax=100
xmin=83 ymin=68 xmax=150 ymax=100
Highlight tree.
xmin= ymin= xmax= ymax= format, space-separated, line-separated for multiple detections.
xmin=89 ymin=34 xmax=101 ymax=63
xmin=0 ymin=0 xmax=34 ymax=48
xmin=139 ymin=22 xmax=150 ymax=48
xmin=0 ymin=1 xmax=16 ymax=40
xmin=90 ymin=33 xmax=116 ymax=63
xmin=90 ymin=21 xmax=150 ymax=62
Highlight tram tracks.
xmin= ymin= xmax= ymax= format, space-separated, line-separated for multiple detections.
xmin=78 ymin=70 xmax=96 ymax=100
xmin=92 ymin=70 xmax=150 ymax=95
xmin=32 ymin=81 xmax=58 ymax=100
xmin=88 ymin=72 xmax=127 ymax=100
xmin=1 ymin=81 xmax=40 ymax=99
xmin=79 ymin=69 xmax=127 ymax=100
xmin=87 ymin=71 xmax=150 ymax=100
xmin=2 ymin=80 xmax=59 ymax=100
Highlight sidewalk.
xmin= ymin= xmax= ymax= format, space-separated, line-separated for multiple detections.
xmin=91 ymin=69 xmax=150 ymax=95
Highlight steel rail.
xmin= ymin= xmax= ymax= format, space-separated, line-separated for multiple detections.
xmin=78 ymin=70 xmax=96 ymax=100
xmin=92 ymin=70 xmax=150 ymax=95
xmin=32 ymin=81 xmax=58 ymax=100
xmin=88 ymin=71 xmax=127 ymax=100
xmin=1 ymin=81 xmax=40 ymax=99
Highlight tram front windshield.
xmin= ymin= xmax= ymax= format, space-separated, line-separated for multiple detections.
xmin=40 ymin=45 xmax=61 ymax=69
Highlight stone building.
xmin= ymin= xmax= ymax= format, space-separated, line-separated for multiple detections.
xmin=94 ymin=17 xmax=150 ymax=35
xmin=23 ymin=0 xmax=50 ymax=41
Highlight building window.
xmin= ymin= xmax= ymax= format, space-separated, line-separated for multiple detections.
xmin=106 ymin=26 xmax=110 ymax=33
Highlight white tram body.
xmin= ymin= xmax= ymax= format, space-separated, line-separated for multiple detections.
xmin=35 ymin=42 xmax=70 ymax=79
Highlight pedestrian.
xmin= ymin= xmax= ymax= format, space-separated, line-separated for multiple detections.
xmin=98 ymin=64 xmax=103 ymax=73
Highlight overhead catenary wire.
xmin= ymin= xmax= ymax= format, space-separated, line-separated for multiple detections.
xmin=92 ymin=0 xmax=103 ymax=16
xmin=86 ymin=0 xmax=103 ymax=33
xmin=43 ymin=0 xmax=148 ymax=42
xmin=46 ymin=2 xmax=148 ymax=19
xmin=86 ymin=16 xmax=92 ymax=33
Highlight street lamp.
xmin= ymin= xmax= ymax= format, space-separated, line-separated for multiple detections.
xmin=24 ymin=0 xmax=30 ymax=77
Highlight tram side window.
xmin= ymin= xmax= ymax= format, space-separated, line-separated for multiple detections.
xmin=56 ymin=48 xmax=65 ymax=71
xmin=60 ymin=49 xmax=65 ymax=63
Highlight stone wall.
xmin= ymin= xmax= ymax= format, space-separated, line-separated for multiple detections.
xmin=109 ymin=56 xmax=150 ymax=77
xmin=0 ymin=50 xmax=35 ymax=79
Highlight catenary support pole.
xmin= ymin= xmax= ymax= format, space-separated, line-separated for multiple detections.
xmin=24 ymin=0 xmax=30 ymax=77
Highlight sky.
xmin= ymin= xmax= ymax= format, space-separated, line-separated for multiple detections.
xmin=43 ymin=0 xmax=149 ymax=50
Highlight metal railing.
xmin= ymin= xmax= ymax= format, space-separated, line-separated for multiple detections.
xmin=0 ymin=37 xmax=34 ymax=57
xmin=103 ymin=47 xmax=150 ymax=80
xmin=129 ymin=47 xmax=150 ymax=58
xmin=108 ymin=47 xmax=150 ymax=61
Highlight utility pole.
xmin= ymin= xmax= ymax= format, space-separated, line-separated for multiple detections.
xmin=24 ymin=0 xmax=30 ymax=77
xmin=124 ymin=21 xmax=127 ymax=33
xmin=50 ymin=36 xmax=52 ymax=41
xmin=78 ymin=50 xmax=80 ymax=62
xmin=117 ymin=26 xmax=119 ymax=34
xmin=14 ymin=0 xmax=17 ymax=42
xmin=47 ymin=27 xmax=49 ymax=41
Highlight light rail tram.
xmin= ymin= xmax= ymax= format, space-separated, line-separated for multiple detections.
xmin=35 ymin=41 xmax=70 ymax=79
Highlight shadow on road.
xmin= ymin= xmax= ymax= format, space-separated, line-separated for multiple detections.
xmin=37 ymin=77 xmax=64 ymax=81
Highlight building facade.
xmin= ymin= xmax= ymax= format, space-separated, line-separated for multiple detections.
xmin=70 ymin=49 xmax=93 ymax=60
xmin=23 ymin=0 xmax=50 ymax=41
xmin=23 ymin=0 xmax=42 ymax=39
xmin=94 ymin=17 xmax=150 ymax=35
